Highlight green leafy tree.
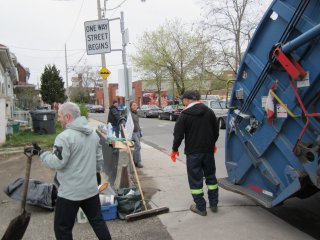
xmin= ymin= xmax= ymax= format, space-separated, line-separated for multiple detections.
xmin=40 ymin=65 xmax=67 ymax=105
xmin=69 ymin=87 xmax=90 ymax=103
xmin=14 ymin=87 xmax=40 ymax=110
xmin=132 ymin=20 xmax=217 ymax=96
xmin=77 ymin=103 xmax=89 ymax=119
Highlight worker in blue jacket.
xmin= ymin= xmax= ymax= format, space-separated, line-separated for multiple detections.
xmin=171 ymin=90 xmax=219 ymax=216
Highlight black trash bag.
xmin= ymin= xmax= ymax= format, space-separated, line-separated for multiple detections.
xmin=4 ymin=178 xmax=57 ymax=210
xmin=116 ymin=186 xmax=142 ymax=220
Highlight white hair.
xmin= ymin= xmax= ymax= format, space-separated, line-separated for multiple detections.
xmin=59 ymin=102 xmax=80 ymax=119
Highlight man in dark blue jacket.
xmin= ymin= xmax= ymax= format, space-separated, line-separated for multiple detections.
xmin=171 ymin=90 xmax=219 ymax=216
xmin=108 ymin=100 xmax=121 ymax=137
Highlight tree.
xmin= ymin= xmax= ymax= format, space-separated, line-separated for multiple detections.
xmin=69 ymin=87 xmax=89 ymax=103
xmin=132 ymin=45 xmax=169 ymax=107
xmin=14 ymin=87 xmax=40 ymax=110
xmin=40 ymin=65 xmax=67 ymax=105
xmin=199 ymin=0 xmax=265 ymax=74
xmin=73 ymin=63 xmax=101 ymax=88
xmin=132 ymin=20 xmax=218 ymax=96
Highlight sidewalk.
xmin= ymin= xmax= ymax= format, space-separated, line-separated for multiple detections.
xmin=88 ymin=118 xmax=314 ymax=240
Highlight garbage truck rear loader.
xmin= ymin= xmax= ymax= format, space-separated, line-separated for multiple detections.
xmin=220 ymin=0 xmax=320 ymax=207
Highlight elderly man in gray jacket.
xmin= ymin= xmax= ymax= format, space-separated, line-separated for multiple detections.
xmin=40 ymin=102 xmax=111 ymax=240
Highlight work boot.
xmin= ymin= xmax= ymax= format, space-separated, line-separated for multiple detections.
xmin=190 ymin=204 xmax=207 ymax=216
xmin=135 ymin=163 xmax=143 ymax=168
xmin=210 ymin=205 xmax=218 ymax=213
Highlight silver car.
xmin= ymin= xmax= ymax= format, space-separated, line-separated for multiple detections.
xmin=137 ymin=105 xmax=163 ymax=118
xmin=203 ymin=100 xmax=228 ymax=129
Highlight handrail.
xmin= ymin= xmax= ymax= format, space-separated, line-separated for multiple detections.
xmin=269 ymin=89 xmax=299 ymax=118
xmin=226 ymin=80 xmax=237 ymax=109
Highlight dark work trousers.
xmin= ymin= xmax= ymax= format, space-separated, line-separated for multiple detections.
xmin=186 ymin=152 xmax=219 ymax=211
xmin=54 ymin=194 xmax=111 ymax=240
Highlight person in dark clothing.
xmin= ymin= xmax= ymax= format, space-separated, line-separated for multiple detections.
xmin=108 ymin=100 xmax=121 ymax=137
xmin=130 ymin=101 xmax=143 ymax=168
xmin=171 ymin=90 xmax=219 ymax=216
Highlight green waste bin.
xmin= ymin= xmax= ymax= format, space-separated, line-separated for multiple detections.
xmin=11 ymin=122 xmax=20 ymax=134
xmin=7 ymin=122 xmax=20 ymax=134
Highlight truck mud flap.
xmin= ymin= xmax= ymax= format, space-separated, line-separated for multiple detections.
xmin=218 ymin=177 xmax=273 ymax=208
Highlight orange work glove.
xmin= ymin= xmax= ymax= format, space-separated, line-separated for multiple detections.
xmin=170 ymin=151 xmax=179 ymax=162
xmin=214 ymin=145 xmax=218 ymax=153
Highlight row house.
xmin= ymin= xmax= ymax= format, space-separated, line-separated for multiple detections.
xmin=0 ymin=44 xmax=18 ymax=144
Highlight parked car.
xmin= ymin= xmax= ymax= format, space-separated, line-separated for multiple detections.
xmin=90 ymin=105 xmax=105 ymax=113
xmin=137 ymin=105 xmax=163 ymax=118
xmin=158 ymin=105 xmax=184 ymax=121
xmin=85 ymin=104 xmax=94 ymax=111
xmin=208 ymin=100 xmax=228 ymax=129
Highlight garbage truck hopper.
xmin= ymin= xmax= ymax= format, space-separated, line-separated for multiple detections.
xmin=220 ymin=0 xmax=320 ymax=208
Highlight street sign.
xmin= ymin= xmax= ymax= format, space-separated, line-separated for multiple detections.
xmin=84 ymin=19 xmax=111 ymax=55
xmin=99 ymin=66 xmax=111 ymax=79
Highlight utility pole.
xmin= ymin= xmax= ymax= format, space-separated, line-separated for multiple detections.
xmin=172 ymin=80 xmax=174 ymax=102
xmin=97 ymin=0 xmax=109 ymax=110
xmin=120 ymin=11 xmax=130 ymax=109
xmin=64 ymin=43 xmax=69 ymax=94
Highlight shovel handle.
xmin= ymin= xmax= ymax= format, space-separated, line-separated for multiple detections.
xmin=21 ymin=153 xmax=32 ymax=212
xmin=120 ymin=124 xmax=148 ymax=211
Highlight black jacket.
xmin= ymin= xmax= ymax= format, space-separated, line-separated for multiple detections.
xmin=172 ymin=103 xmax=219 ymax=155
xmin=108 ymin=105 xmax=121 ymax=126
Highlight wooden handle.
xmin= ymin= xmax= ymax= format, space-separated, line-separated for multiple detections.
xmin=21 ymin=155 xmax=32 ymax=212
xmin=120 ymin=124 xmax=148 ymax=211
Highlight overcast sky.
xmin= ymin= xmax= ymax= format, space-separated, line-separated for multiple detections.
xmin=0 ymin=0 xmax=272 ymax=87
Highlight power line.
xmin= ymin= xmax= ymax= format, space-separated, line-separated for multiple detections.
xmin=65 ymin=0 xmax=86 ymax=42
xmin=9 ymin=45 xmax=85 ymax=52
xmin=106 ymin=0 xmax=128 ymax=11
xmin=70 ymin=50 xmax=87 ymax=69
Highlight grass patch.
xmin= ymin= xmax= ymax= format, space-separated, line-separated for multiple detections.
xmin=2 ymin=121 xmax=63 ymax=148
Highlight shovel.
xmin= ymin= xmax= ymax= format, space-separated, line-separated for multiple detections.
xmin=1 ymin=147 xmax=34 ymax=240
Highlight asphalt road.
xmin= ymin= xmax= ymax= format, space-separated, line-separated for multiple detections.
xmin=90 ymin=112 xmax=320 ymax=239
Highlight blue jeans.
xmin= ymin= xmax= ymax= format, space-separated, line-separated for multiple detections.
xmin=131 ymin=132 xmax=142 ymax=164
xmin=112 ymin=125 xmax=120 ymax=138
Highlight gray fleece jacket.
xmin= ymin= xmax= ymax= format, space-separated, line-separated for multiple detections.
xmin=40 ymin=116 xmax=103 ymax=201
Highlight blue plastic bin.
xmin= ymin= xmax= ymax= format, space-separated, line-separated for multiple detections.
xmin=101 ymin=201 xmax=118 ymax=221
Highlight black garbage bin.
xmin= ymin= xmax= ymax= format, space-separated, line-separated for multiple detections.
xmin=99 ymin=135 xmax=119 ymax=186
xmin=30 ymin=110 xmax=56 ymax=134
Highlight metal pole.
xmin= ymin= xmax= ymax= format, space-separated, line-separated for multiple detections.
xmin=172 ymin=80 xmax=174 ymax=102
xmin=64 ymin=43 xmax=68 ymax=93
xmin=120 ymin=11 xmax=130 ymax=110
xmin=97 ymin=0 xmax=109 ymax=110
xmin=282 ymin=24 xmax=320 ymax=54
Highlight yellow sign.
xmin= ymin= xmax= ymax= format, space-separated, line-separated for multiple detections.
xmin=99 ymin=66 xmax=111 ymax=79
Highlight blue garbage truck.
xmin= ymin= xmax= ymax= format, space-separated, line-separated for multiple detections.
xmin=219 ymin=0 xmax=320 ymax=207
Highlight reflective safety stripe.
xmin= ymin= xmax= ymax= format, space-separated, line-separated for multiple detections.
xmin=207 ymin=184 xmax=218 ymax=190
xmin=190 ymin=189 xmax=204 ymax=194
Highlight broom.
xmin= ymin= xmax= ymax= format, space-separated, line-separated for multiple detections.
xmin=120 ymin=125 xmax=169 ymax=221
xmin=1 ymin=148 xmax=34 ymax=240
